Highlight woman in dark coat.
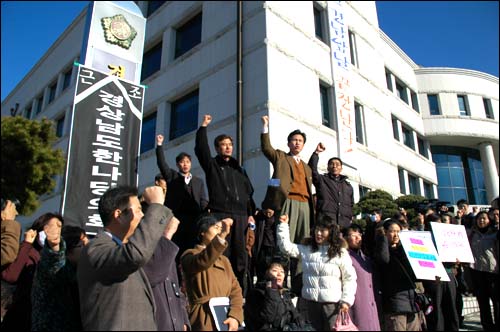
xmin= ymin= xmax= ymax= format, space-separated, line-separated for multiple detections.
xmin=143 ymin=215 xmax=190 ymax=331
xmin=374 ymin=219 xmax=421 ymax=331
xmin=1 ymin=213 xmax=63 ymax=331
xmin=245 ymin=262 xmax=309 ymax=330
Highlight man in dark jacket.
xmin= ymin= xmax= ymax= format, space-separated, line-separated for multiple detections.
xmin=143 ymin=209 xmax=190 ymax=331
xmin=308 ymin=143 xmax=354 ymax=230
xmin=156 ymin=134 xmax=208 ymax=259
xmin=194 ymin=114 xmax=256 ymax=295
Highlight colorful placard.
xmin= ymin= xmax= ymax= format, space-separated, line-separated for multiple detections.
xmin=399 ymin=231 xmax=450 ymax=281
xmin=430 ymin=222 xmax=475 ymax=263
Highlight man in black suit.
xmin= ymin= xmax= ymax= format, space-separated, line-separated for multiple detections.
xmin=156 ymin=134 xmax=208 ymax=260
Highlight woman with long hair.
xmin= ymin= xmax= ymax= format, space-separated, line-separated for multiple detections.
xmin=276 ymin=214 xmax=357 ymax=331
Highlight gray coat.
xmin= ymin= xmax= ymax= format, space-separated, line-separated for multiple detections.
xmin=77 ymin=204 xmax=173 ymax=331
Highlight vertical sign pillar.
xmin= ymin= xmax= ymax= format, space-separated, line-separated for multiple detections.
xmin=61 ymin=1 xmax=146 ymax=235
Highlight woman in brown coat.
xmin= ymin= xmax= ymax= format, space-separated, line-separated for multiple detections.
xmin=181 ymin=215 xmax=244 ymax=331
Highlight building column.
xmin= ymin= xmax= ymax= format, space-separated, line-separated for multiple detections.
xmin=478 ymin=142 xmax=499 ymax=203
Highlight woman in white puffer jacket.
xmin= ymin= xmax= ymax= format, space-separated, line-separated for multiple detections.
xmin=277 ymin=214 xmax=357 ymax=331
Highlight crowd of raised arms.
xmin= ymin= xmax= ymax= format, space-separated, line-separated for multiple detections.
xmin=1 ymin=114 xmax=499 ymax=331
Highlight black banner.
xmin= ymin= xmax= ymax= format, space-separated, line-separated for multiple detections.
xmin=61 ymin=65 xmax=144 ymax=235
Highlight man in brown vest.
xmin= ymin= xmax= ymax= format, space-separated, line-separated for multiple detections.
xmin=260 ymin=116 xmax=315 ymax=287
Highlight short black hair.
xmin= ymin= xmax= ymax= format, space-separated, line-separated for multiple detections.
xmin=61 ymin=225 xmax=86 ymax=252
xmin=176 ymin=152 xmax=192 ymax=163
xmin=98 ymin=186 xmax=138 ymax=227
xmin=328 ymin=157 xmax=343 ymax=166
xmin=196 ymin=214 xmax=220 ymax=241
xmin=287 ymin=129 xmax=306 ymax=143
xmin=456 ymin=199 xmax=468 ymax=206
xmin=214 ymin=134 xmax=233 ymax=149
xmin=342 ymin=223 xmax=363 ymax=237
xmin=383 ymin=218 xmax=402 ymax=231
xmin=155 ymin=173 xmax=164 ymax=182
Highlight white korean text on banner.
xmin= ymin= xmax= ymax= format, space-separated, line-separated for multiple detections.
xmin=429 ymin=222 xmax=475 ymax=263
xmin=61 ymin=65 xmax=144 ymax=235
xmin=328 ymin=1 xmax=354 ymax=156
xmin=399 ymin=230 xmax=450 ymax=281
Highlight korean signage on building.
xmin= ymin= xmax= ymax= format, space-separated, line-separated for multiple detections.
xmin=80 ymin=1 xmax=146 ymax=84
xmin=61 ymin=65 xmax=144 ymax=235
xmin=328 ymin=1 xmax=355 ymax=155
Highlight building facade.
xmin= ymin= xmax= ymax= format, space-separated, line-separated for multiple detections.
xmin=2 ymin=1 xmax=498 ymax=228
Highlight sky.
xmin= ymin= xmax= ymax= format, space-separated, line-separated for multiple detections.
xmin=1 ymin=1 xmax=499 ymax=102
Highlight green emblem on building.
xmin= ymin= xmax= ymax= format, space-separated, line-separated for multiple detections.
xmin=101 ymin=14 xmax=137 ymax=49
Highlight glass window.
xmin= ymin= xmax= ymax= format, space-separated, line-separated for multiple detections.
xmin=417 ymin=136 xmax=428 ymax=158
xmin=385 ymin=68 xmax=393 ymax=91
xmin=62 ymin=68 xmax=72 ymax=91
xmin=354 ymin=102 xmax=365 ymax=145
xmin=402 ymin=126 xmax=414 ymax=150
xmin=25 ymin=106 xmax=32 ymax=119
xmin=141 ymin=42 xmax=162 ymax=82
xmin=147 ymin=1 xmax=164 ymax=17
xmin=320 ymin=84 xmax=332 ymax=128
xmin=48 ymin=83 xmax=57 ymax=104
xmin=56 ymin=116 xmax=65 ymax=138
xmin=391 ymin=116 xmax=399 ymax=140
xmin=175 ymin=12 xmax=202 ymax=59
xmin=431 ymin=146 xmax=487 ymax=205
xmin=424 ymin=181 xmax=434 ymax=199
xmin=408 ymin=174 xmax=420 ymax=195
xmin=140 ymin=112 xmax=157 ymax=154
xmin=457 ymin=95 xmax=469 ymax=116
xmin=483 ymin=98 xmax=494 ymax=119
xmin=410 ymin=90 xmax=419 ymax=113
xmin=398 ymin=168 xmax=406 ymax=194
xmin=170 ymin=90 xmax=199 ymax=140
xmin=428 ymin=94 xmax=440 ymax=115
xmin=348 ymin=30 xmax=358 ymax=68
xmin=395 ymin=79 xmax=408 ymax=104
xmin=35 ymin=95 xmax=44 ymax=115
xmin=359 ymin=185 xmax=370 ymax=199
xmin=313 ymin=6 xmax=326 ymax=42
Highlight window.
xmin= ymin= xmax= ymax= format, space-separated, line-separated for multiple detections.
xmin=25 ymin=106 xmax=32 ymax=119
xmin=457 ymin=95 xmax=469 ymax=116
xmin=483 ymin=98 xmax=494 ymax=119
xmin=62 ymin=68 xmax=72 ymax=91
xmin=408 ymin=174 xmax=421 ymax=195
xmin=48 ymin=82 xmax=57 ymax=104
xmin=398 ymin=168 xmax=406 ymax=194
xmin=410 ymin=90 xmax=419 ymax=113
xmin=427 ymin=94 xmax=440 ymax=115
xmin=385 ymin=68 xmax=393 ymax=92
xmin=424 ymin=181 xmax=434 ymax=199
xmin=141 ymin=42 xmax=162 ymax=81
xmin=140 ymin=112 xmax=157 ymax=154
xmin=417 ymin=136 xmax=428 ymax=158
xmin=348 ymin=30 xmax=358 ymax=68
xmin=319 ymin=83 xmax=332 ymax=128
xmin=395 ymin=79 xmax=408 ymax=104
xmin=313 ymin=5 xmax=326 ymax=42
xmin=175 ymin=12 xmax=202 ymax=59
xmin=170 ymin=90 xmax=199 ymax=140
xmin=359 ymin=185 xmax=370 ymax=199
xmin=402 ymin=126 xmax=414 ymax=150
xmin=391 ymin=116 xmax=399 ymax=140
xmin=354 ymin=102 xmax=365 ymax=145
xmin=147 ymin=1 xmax=164 ymax=17
xmin=431 ymin=146 xmax=487 ymax=205
xmin=56 ymin=116 xmax=65 ymax=138
xmin=35 ymin=95 xmax=44 ymax=115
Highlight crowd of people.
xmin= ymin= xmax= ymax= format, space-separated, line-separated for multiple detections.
xmin=1 ymin=114 xmax=499 ymax=331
